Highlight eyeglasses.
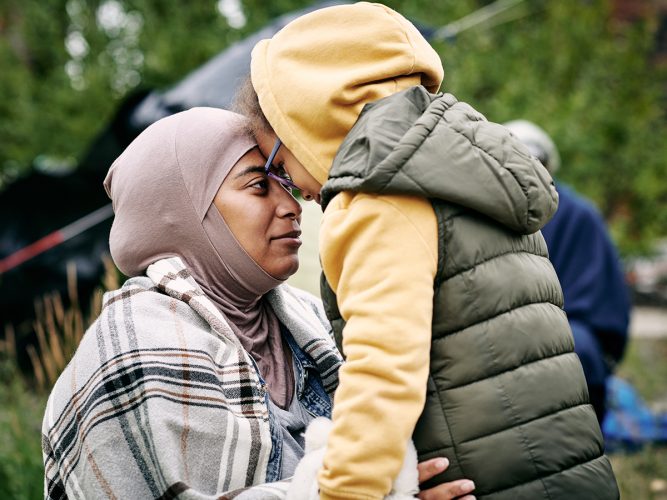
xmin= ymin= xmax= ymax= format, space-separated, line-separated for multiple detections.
xmin=264 ymin=138 xmax=301 ymax=192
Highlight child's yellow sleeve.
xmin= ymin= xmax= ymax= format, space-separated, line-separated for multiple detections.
xmin=318 ymin=192 xmax=438 ymax=500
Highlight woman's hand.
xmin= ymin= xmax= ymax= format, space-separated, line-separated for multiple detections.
xmin=417 ymin=458 xmax=476 ymax=500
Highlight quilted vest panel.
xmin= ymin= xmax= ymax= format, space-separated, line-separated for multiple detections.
xmin=319 ymin=87 xmax=618 ymax=499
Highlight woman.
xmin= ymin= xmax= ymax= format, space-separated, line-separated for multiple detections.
xmin=237 ymin=2 xmax=618 ymax=500
xmin=42 ymin=108 xmax=471 ymax=499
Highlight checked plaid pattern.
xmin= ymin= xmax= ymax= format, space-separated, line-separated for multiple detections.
xmin=42 ymin=257 xmax=341 ymax=499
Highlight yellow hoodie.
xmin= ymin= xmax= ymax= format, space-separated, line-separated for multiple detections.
xmin=252 ymin=3 xmax=444 ymax=498
xmin=251 ymin=2 xmax=442 ymax=186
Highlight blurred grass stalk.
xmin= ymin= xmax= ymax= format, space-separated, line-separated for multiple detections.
xmin=2 ymin=255 xmax=119 ymax=391
xmin=0 ymin=323 xmax=16 ymax=363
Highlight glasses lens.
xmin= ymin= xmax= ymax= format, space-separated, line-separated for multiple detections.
xmin=268 ymin=169 xmax=298 ymax=192
xmin=264 ymin=138 xmax=300 ymax=192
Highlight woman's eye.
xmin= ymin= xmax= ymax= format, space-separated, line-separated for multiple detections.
xmin=250 ymin=178 xmax=269 ymax=190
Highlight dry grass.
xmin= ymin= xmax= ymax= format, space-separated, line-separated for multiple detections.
xmin=0 ymin=256 xmax=120 ymax=498
xmin=22 ymin=257 xmax=119 ymax=391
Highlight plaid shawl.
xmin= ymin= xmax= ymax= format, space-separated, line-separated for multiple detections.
xmin=42 ymin=257 xmax=342 ymax=499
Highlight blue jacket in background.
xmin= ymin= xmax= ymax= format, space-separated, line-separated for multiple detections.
xmin=542 ymin=183 xmax=631 ymax=420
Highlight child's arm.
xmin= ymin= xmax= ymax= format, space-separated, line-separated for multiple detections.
xmin=318 ymin=192 xmax=438 ymax=500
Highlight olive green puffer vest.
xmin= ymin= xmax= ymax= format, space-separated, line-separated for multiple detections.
xmin=319 ymin=86 xmax=618 ymax=499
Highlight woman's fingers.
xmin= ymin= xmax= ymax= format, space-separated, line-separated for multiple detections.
xmin=417 ymin=457 xmax=476 ymax=499
xmin=417 ymin=479 xmax=476 ymax=500
xmin=417 ymin=457 xmax=449 ymax=483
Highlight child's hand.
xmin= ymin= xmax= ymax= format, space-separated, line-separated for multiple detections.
xmin=417 ymin=458 xmax=475 ymax=500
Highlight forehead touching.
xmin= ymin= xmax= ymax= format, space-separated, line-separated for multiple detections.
xmin=224 ymin=148 xmax=264 ymax=179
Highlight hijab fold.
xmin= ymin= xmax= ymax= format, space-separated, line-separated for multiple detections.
xmin=104 ymin=107 xmax=294 ymax=408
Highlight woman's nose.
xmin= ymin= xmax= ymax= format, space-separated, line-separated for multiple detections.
xmin=276 ymin=189 xmax=302 ymax=221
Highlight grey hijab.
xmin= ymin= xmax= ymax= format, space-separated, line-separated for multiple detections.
xmin=104 ymin=107 xmax=294 ymax=408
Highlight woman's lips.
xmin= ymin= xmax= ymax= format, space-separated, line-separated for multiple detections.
xmin=272 ymin=230 xmax=302 ymax=247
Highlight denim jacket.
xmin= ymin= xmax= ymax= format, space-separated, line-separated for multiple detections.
xmin=265 ymin=325 xmax=333 ymax=482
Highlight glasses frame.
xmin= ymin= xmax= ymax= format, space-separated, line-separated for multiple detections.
xmin=264 ymin=138 xmax=301 ymax=192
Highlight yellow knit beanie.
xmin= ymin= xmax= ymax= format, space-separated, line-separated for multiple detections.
xmin=251 ymin=2 xmax=444 ymax=185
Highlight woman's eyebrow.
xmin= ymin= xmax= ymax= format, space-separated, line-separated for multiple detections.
xmin=233 ymin=165 xmax=265 ymax=179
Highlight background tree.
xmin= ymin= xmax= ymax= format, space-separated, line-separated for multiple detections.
xmin=0 ymin=0 xmax=665 ymax=254
xmin=0 ymin=0 xmax=309 ymax=185
xmin=399 ymin=0 xmax=667 ymax=255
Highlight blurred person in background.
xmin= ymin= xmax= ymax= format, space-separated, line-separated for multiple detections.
xmin=504 ymin=119 xmax=631 ymax=425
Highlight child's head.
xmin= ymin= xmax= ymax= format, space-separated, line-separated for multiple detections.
xmin=244 ymin=2 xmax=444 ymax=193
xmin=235 ymin=77 xmax=323 ymax=203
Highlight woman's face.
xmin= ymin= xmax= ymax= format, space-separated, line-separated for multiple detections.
xmin=255 ymin=129 xmax=323 ymax=204
xmin=214 ymin=148 xmax=302 ymax=280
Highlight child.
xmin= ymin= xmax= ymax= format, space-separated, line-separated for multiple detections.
xmin=236 ymin=3 xmax=619 ymax=499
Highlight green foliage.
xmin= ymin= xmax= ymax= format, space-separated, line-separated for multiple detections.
xmin=0 ymin=0 xmax=112 ymax=185
xmin=612 ymin=337 xmax=667 ymax=499
xmin=391 ymin=0 xmax=667 ymax=255
xmin=0 ymin=0 xmax=309 ymax=188
xmin=617 ymin=337 xmax=667 ymax=404
xmin=611 ymin=446 xmax=667 ymax=500
xmin=0 ymin=358 xmax=46 ymax=500
xmin=0 ymin=0 xmax=665 ymax=252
